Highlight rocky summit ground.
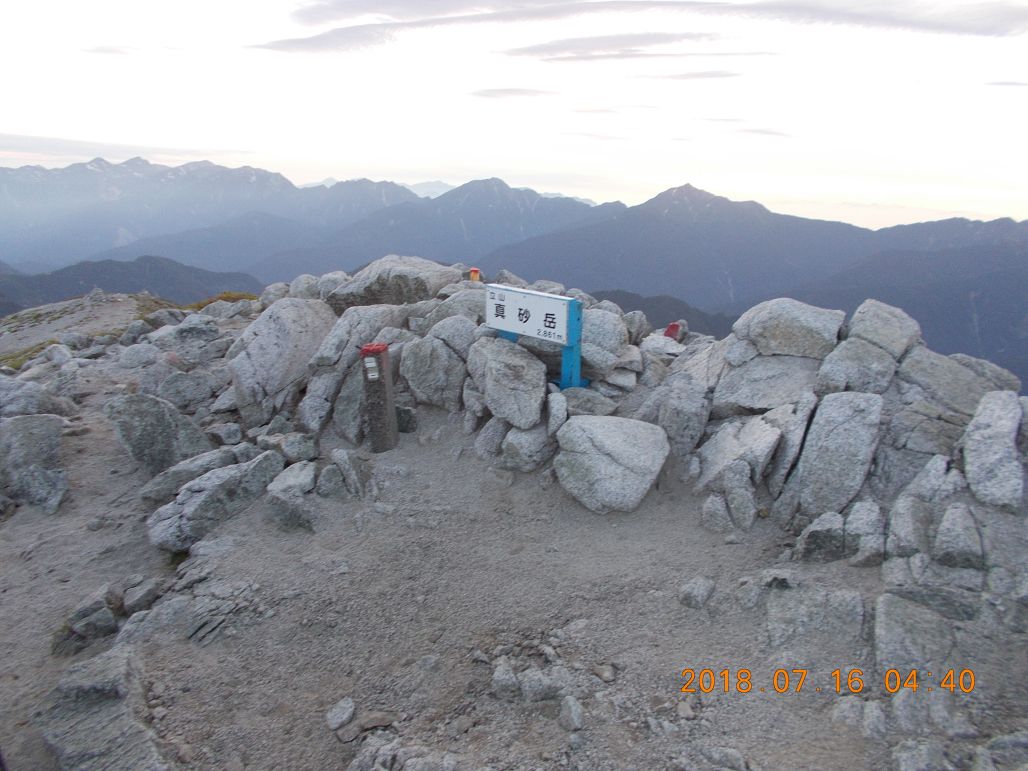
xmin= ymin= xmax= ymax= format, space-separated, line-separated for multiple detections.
xmin=1 ymin=257 xmax=1026 ymax=771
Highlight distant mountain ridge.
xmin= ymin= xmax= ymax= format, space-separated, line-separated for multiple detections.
xmin=0 ymin=255 xmax=262 ymax=313
xmin=0 ymin=158 xmax=416 ymax=270
xmin=247 ymin=178 xmax=624 ymax=282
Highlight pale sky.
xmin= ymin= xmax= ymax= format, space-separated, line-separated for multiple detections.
xmin=1 ymin=0 xmax=1026 ymax=228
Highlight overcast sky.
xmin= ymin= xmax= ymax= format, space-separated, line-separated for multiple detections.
xmin=1 ymin=0 xmax=1026 ymax=227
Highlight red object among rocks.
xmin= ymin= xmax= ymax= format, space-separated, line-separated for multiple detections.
xmin=360 ymin=343 xmax=389 ymax=358
xmin=664 ymin=322 xmax=681 ymax=340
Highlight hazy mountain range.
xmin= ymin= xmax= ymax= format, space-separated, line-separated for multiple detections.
xmin=0 ymin=157 xmax=1025 ymax=384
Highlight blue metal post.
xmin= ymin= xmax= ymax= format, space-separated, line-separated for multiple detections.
xmin=560 ymin=298 xmax=585 ymax=389
xmin=497 ymin=330 xmax=519 ymax=343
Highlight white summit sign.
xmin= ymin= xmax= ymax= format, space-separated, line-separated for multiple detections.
xmin=484 ymin=283 xmax=572 ymax=344
xmin=483 ymin=283 xmax=586 ymax=389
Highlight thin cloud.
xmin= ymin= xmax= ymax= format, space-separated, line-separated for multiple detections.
xmin=472 ymin=88 xmax=554 ymax=98
xmin=263 ymin=1 xmax=1028 ymax=52
xmin=83 ymin=46 xmax=135 ymax=55
xmin=987 ymin=80 xmax=1028 ymax=86
xmin=660 ymin=70 xmax=741 ymax=79
xmin=506 ymin=32 xmax=718 ymax=62
xmin=703 ymin=116 xmax=744 ymax=122
xmin=563 ymin=132 xmax=627 ymax=140
xmin=0 ymin=133 xmax=246 ymax=161
xmin=741 ymin=127 xmax=790 ymax=136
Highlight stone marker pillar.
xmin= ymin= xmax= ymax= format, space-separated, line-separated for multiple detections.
xmin=359 ymin=343 xmax=398 ymax=453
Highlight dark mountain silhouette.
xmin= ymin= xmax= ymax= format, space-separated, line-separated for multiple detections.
xmin=0 ymin=255 xmax=262 ymax=313
xmin=0 ymin=158 xmax=416 ymax=269
xmin=784 ymin=241 xmax=1028 ymax=386
xmin=482 ymin=185 xmax=875 ymax=311
xmin=483 ymin=185 xmax=1028 ymax=318
xmin=247 ymin=178 xmax=623 ymax=282
xmin=590 ymin=290 xmax=734 ymax=338
xmin=0 ymin=259 xmax=20 ymax=275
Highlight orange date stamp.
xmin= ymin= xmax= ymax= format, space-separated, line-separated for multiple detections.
xmin=679 ymin=668 xmax=976 ymax=695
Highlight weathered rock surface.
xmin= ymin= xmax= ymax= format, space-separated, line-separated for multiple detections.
xmin=326 ymin=255 xmax=461 ymax=314
xmin=0 ymin=374 xmax=77 ymax=417
xmin=563 ymin=387 xmax=617 ymax=417
xmin=960 ymin=390 xmax=1023 ymax=509
xmin=467 ymin=338 xmax=547 ymax=430
xmin=846 ymin=299 xmax=921 ymax=360
xmin=733 ymin=298 xmax=844 ymax=359
xmin=712 ymin=355 xmax=820 ymax=417
xmin=400 ymin=335 xmax=466 ymax=412
xmin=104 ymin=394 xmax=213 ymax=476
xmin=139 ymin=446 xmax=242 ymax=506
xmin=897 ymin=346 xmax=995 ymax=417
xmin=554 ymin=416 xmax=669 ymax=513
xmin=147 ymin=450 xmax=285 ymax=552
xmin=816 ymin=337 xmax=897 ymax=394
xmin=657 ymin=373 xmax=710 ymax=457
xmin=792 ymin=392 xmax=883 ymax=520
xmin=229 ymin=298 xmax=336 ymax=427
xmin=37 ymin=645 xmax=170 ymax=771
xmin=499 ymin=424 xmax=555 ymax=472
xmin=0 ymin=414 xmax=68 ymax=513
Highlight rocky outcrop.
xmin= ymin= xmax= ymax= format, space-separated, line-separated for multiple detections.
xmin=733 ymin=298 xmax=844 ymax=359
xmin=467 ymin=337 xmax=547 ymax=430
xmin=104 ymin=394 xmax=213 ymax=476
xmin=787 ymin=392 xmax=883 ymax=523
xmin=0 ymin=414 xmax=68 ymax=513
xmin=37 ymin=645 xmax=170 ymax=770
xmin=554 ymin=416 xmax=669 ymax=513
xmin=960 ymin=390 xmax=1023 ymax=508
xmin=326 ymin=255 xmax=462 ymax=314
xmin=0 ymin=374 xmax=77 ymax=417
xmin=147 ymin=450 xmax=285 ymax=552
xmin=228 ymin=298 xmax=336 ymax=427
xmin=399 ymin=335 xmax=466 ymax=412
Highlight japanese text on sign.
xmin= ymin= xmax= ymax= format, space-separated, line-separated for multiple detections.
xmin=485 ymin=284 xmax=572 ymax=344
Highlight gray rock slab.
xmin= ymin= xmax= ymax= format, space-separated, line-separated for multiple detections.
xmin=949 ymin=353 xmax=1021 ymax=392
xmin=157 ymin=370 xmax=213 ymax=411
xmin=104 ymin=394 xmax=213 ymax=476
xmin=140 ymin=447 xmax=239 ymax=506
xmin=427 ymin=314 xmax=478 ymax=360
xmin=326 ymin=255 xmax=461 ymax=314
xmin=229 ymin=298 xmax=337 ymax=427
xmin=147 ymin=450 xmax=284 ymax=552
xmin=961 ymin=390 xmax=1024 ymax=509
xmin=0 ymin=414 xmax=68 ymax=513
xmin=761 ymin=393 xmax=818 ymax=498
xmin=846 ymin=299 xmax=921 ymax=360
xmin=400 ymin=335 xmax=466 ymax=412
xmin=467 ymin=337 xmax=546 ymax=429
xmin=554 ymin=416 xmax=669 ymax=513
xmin=931 ymin=502 xmax=984 ymax=570
xmin=657 ymin=373 xmax=710 ymax=457
xmin=733 ymin=298 xmax=844 ymax=359
xmin=816 ymin=337 xmax=897 ymax=394
xmin=793 ymin=392 xmax=883 ymax=519
xmin=0 ymin=375 xmax=77 ymax=418
xmin=37 ymin=645 xmax=171 ymax=771
xmin=897 ymin=345 xmax=996 ymax=417
xmin=874 ymin=593 xmax=954 ymax=672
xmin=499 ymin=424 xmax=555 ymax=472
xmin=562 ymin=387 xmax=617 ymax=417
xmin=696 ymin=415 xmax=781 ymax=491
xmin=712 ymin=355 xmax=820 ymax=418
